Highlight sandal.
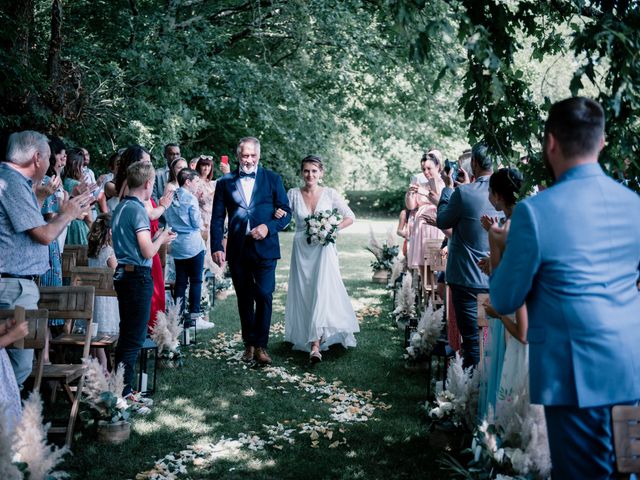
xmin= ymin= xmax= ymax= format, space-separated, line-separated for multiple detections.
xmin=309 ymin=350 xmax=322 ymax=364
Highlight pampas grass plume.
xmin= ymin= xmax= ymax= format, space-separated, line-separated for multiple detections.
xmin=151 ymin=298 xmax=182 ymax=355
xmin=0 ymin=409 xmax=21 ymax=480
xmin=12 ymin=391 xmax=69 ymax=480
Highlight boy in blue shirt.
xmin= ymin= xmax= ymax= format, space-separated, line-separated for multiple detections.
xmin=112 ymin=161 xmax=175 ymax=397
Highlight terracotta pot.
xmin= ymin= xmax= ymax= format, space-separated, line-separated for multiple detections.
xmin=371 ymin=269 xmax=390 ymax=283
xmin=96 ymin=420 xmax=130 ymax=444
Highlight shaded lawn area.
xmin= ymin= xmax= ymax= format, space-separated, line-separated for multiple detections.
xmin=63 ymin=218 xmax=448 ymax=479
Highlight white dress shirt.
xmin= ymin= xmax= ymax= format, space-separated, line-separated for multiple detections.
xmin=240 ymin=173 xmax=256 ymax=234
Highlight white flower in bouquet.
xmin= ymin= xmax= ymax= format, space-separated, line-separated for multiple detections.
xmin=328 ymin=214 xmax=340 ymax=226
xmin=12 ymin=392 xmax=69 ymax=480
xmin=304 ymin=209 xmax=342 ymax=246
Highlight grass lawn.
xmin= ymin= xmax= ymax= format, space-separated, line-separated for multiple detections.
xmin=63 ymin=217 xmax=448 ymax=480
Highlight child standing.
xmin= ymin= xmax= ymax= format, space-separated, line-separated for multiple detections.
xmin=88 ymin=213 xmax=119 ymax=334
xmin=112 ymin=161 xmax=175 ymax=397
xmin=164 ymin=168 xmax=212 ymax=329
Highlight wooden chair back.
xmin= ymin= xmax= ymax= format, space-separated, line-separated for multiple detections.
xmin=423 ymin=244 xmax=447 ymax=307
xmin=64 ymin=245 xmax=88 ymax=267
xmin=613 ymin=405 xmax=640 ymax=475
xmin=0 ymin=307 xmax=49 ymax=389
xmin=39 ymin=286 xmax=95 ymax=358
xmin=61 ymin=250 xmax=77 ymax=277
xmin=70 ymin=266 xmax=116 ymax=297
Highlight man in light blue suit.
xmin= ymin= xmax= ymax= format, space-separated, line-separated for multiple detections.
xmin=490 ymin=97 xmax=640 ymax=479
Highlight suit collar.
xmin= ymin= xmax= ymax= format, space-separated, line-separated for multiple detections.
xmin=557 ymin=163 xmax=604 ymax=183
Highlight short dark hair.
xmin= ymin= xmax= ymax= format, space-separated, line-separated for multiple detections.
xmin=164 ymin=143 xmax=180 ymax=153
xmin=471 ymin=143 xmax=492 ymax=171
xmin=544 ymin=97 xmax=605 ymax=160
xmin=489 ymin=168 xmax=524 ymax=206
xmin=177 ymin=168 xmax=198 ymax=187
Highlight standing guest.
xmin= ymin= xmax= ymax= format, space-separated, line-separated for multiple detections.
xmin=87 ymin=213 xmax=119 ymax=369
xmin=63 ymin=149 xmax=93 ymax=244
xmin=283 ymin=155 xmax=358 ymax=362
xmin=194 ymin=155 xmax=231 ymax=272
xmin=165 ymin=168 xmax=213 ymax=329
xmin=102 ymin=150 xmax=122 ymax=212
xmin=211 ymin=137 xmax=291 ymax=365
xmin=436 ymin=143 xmax=500 ymax=369
xmin=45 ymin=136 xmax=69 ymax=251
xmin=152 ymin=143 xmax=181 ymax=202
xmin=490 ymin=97 xmax=640 ymax=479
xmin=0 ymin=130 xmax=89 ymax=387
xmin=112 ymin=145 xmax=173 ymax=333
xmin=112 ymin=161 xmax=175 ymax=397
xmin=406 ymin=150 xmax=446 ymax=271
xmin=80 ymin=147 xmax=96 ymax=185
xmin=165 ymin=157 xmax=188 ymax=195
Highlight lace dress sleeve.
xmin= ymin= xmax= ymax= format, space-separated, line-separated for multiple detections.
xmin=329 ymin=188 xmax=355 ymax=221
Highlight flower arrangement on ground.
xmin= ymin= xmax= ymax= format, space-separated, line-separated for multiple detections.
xmin=406 ymin=302 xmax=444 ymax=359
xmin=80 ymin=357 xmax=130 ymax=424
xmin=151 ymin=299 xmax=183 ymax=364
xmin=426 ymin=353 xmax=480 ymax=430
xmin=455 ymin=385 xmax=551 ymax=480
xmin=4 ymin=391 xmax=69 ymax=480
xmin=304 ymin=209 xmax=342 ymax=246
xmin=365 ymin=227 xmax=399 ymax=272
xmin=392 ymin=272 xmax=416 ymax=321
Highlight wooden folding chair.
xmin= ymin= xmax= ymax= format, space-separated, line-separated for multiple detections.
xmin=0 ymin=307 xmax=49 ymax=390
xmin=613 ymin=405 xmax=640 ymax=477
xmin=37 ymin=285 xmax=95 ymax=447
xmin=69 ymin=266 xmax=119 ymax=363
xmin=423 ymin=245 xmax=447 ymax=308
xmin=64 ymin=244 xmax=89 ymax=267
xmin=61 ymin=250 xmax=77 ymax=285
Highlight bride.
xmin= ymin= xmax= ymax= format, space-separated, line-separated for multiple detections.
xmin=279 ymin=155 xmax=359 ymax=363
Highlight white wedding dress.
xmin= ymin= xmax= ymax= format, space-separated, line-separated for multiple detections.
xmin=285 ymin=187 xmax=359 ymax=352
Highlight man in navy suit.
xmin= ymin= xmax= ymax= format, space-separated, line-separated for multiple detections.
xmin=490 ymin=97 xmax=640 ymax=479
xmin=211 ymin=137 xmax=291 ymax=365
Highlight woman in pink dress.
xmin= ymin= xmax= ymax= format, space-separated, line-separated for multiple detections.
xmin=405 ymin=150 xmax=445 ymax=271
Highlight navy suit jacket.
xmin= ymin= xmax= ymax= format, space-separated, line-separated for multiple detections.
xmin=210 ymin=166 xmax=291 ymax=262
xmin=490 ymin=163 xmax=640 ymax=407
xmin=437 ymin=176 xmax=501 ymax=289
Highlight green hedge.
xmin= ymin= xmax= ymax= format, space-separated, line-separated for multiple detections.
xmin=345 ymin=189 xmax=406 ymax=218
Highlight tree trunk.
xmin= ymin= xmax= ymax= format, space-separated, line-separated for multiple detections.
xmin=48 ymin=0 xmax=62 ymax=81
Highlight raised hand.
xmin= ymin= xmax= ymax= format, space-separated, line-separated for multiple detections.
xmin=219 ymin=162 xmax=231 ymax=175
xmin=59 ymin=190 xmax=93 ymax=220
xmin=159 ymin=188 xmax=175 ymax=209
xmin=480 ymin=214 xmax=497 ymax=232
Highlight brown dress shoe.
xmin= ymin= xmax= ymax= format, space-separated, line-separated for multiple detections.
xmin=241 ymin=346 xmax=255 ymax=363
xmin=254 ymin=347 xmax=272 ymax=365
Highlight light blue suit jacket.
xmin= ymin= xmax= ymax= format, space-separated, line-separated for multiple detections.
xmin=490 ymin=163 xmax=640 ymax=407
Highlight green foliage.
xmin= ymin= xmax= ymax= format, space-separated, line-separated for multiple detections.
xmin=346 ymin=189 xmax=407 ymax=217
xmin=390 ymin=0 xmax=640 ymax=192
xmin=0 ymin=0 xmax=466 ymax=191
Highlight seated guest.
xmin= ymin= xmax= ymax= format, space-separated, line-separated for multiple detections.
xmin=112 ymin=161 xmax=175 ymax=397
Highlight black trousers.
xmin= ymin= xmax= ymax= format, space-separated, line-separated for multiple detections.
xmin=228 ymin=246 xmax=276 ymax=349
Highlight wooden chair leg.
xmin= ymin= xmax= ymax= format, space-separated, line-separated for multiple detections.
xmin=65 ymin=375 xmax=85 ymax=447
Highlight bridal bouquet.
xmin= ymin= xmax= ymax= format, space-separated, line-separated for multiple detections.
xmin=304 ymin=209 xmax=342 ymax=246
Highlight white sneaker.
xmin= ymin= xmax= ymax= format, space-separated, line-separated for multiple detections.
xmin=195 ymin=318 xmax=215 ymax=330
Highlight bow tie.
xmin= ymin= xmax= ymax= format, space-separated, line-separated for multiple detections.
xmin=239 ymin=171 xmax=256 ymax=179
